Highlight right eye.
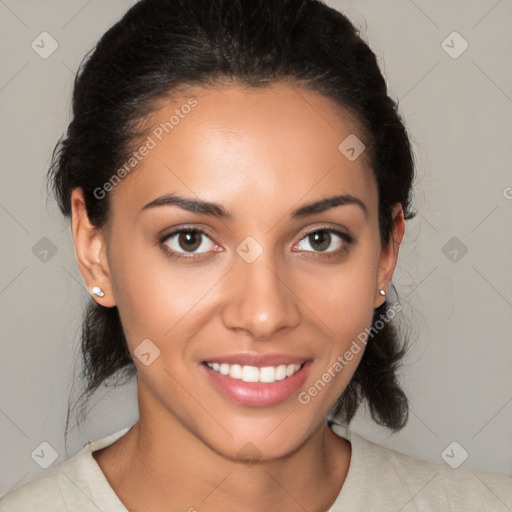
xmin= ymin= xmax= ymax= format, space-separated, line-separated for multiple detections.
xmin=160 ymin=227 xmax=221 ymax=260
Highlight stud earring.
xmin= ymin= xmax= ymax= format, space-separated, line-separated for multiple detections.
xmin=378 ymin=289 xmax=386 ymax=296
xmin=91 ymin=286 xmax=105 ymax=298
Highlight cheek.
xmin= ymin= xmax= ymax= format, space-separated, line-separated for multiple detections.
xmin=107 ymin=238 xmax=221 ymax=350
xmin=304 ymin=255 xmax=379 ymax=340
xmin=299 ymin=249 xmax=379 ymax=392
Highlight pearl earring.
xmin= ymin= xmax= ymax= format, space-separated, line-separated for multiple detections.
xmin=91 ymin=286 xmax=105 ymax=298
xmin=378 ymin=289 xmax=386 ymax=296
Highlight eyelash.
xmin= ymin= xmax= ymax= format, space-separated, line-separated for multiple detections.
xmin=159 ymin=225 xmax=354 ymax=262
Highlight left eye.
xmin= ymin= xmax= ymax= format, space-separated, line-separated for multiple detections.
xmin=295 ymin=229 xmax=348 ymax=253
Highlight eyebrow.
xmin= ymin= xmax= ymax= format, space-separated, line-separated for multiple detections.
xmin=139 ymin=193 xmax=368 ymax=219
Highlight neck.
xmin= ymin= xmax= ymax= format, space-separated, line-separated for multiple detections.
xmin=94 ymin=391 xmax=351 ymax=512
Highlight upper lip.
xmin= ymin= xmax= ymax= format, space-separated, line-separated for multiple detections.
xmin=202 ymin=353 xmax=310 ymax=367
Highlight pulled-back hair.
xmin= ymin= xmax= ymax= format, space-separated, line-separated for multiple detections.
xmin=48 ymin=0 xmax=416 ymax=439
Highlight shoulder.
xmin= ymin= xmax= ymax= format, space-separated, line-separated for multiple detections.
xmin=374 ymin=439 xmax=512 ymax=510
xmin=329 ymin=421 xmax=512 ymax=511
xmin=0 ymin=427 xmax=131 ymax=512
xmin=0 ymin=450 xmax=90 ymax=512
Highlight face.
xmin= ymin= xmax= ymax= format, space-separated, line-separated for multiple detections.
xmin=73 ymin=82 xmax=403 ymax=461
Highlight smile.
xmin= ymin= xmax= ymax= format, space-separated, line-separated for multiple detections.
xmin=204 ymin=362 xmax=303 ymax=383
xmin=202 ymin=358 xmax=312 ymax=407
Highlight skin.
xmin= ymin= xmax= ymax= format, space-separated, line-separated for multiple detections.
xmin=71 ymin=82 xmax=405 ymax=512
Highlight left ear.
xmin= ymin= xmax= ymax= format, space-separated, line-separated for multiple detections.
xmin=374 ymin=203 xmax=405 ymax=308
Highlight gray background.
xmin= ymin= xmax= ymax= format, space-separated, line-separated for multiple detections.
xmin=1 ymin=0 xmax=511 ymax=497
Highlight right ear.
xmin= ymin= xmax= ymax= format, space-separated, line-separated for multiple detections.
xmin=70 ymin=188 xmax=116 ymax=307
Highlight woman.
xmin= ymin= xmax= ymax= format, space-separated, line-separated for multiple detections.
xmin=2 ymin=0 xmax=511 ymax=510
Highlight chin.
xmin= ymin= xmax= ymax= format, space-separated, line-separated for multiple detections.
xmin=196 ymin=410 xmax=323 ymax=464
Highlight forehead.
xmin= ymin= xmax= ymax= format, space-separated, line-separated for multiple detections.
xmin=109 ymin=83 xmax=377 ymax=221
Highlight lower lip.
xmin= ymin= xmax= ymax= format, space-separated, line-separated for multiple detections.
xmin=202 ymin=361 xmax=312 ymax=407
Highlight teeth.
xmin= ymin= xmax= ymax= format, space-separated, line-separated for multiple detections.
xmin=260 ymin=366 xmax=275 ymax=383
xmin=230 ymin=364 xmax=242 ymax=379
xmin=241 ymin=366 xmax=259 ymax=382
xmin=205 ymin=362 xmax=302 ymax=383
xmin=286 ymin=364 xmax=296 ymax=377
xmin=275 ymin=365 xmax=287 ymax=381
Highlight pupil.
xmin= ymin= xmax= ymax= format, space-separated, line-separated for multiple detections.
xmin=179 ymin=231 xmax=201 ymax=252
xmin=310 ymin=231 xmax=330 ymax=251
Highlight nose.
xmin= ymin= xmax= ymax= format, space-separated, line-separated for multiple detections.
xmin=221 ymin=253 xmax=301 ymax=340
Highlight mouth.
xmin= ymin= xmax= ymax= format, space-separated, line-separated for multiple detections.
xmin=204 ymin=361 xmax=304 ymax=383
xmin=201 ymin=357 xmax=312 ymax=407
